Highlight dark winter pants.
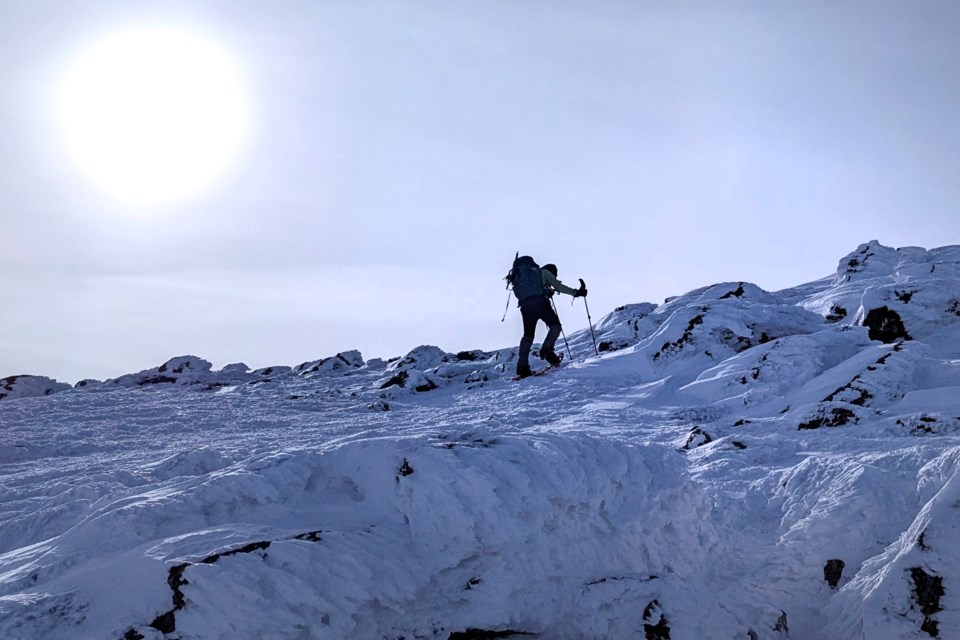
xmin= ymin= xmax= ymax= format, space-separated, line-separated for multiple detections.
xmin=518 ymin=296 xmax=562 ymax=368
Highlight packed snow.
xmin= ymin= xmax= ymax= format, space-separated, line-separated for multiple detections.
xmin=1 ymin=240 xmax=959 ymax=639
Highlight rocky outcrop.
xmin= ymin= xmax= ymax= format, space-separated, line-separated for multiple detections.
xmin=862 ymin=306 xmax=912 ymax=343
xmin=910 ymin=567 xmax=944 ymax=637
xmin=0 ymin=375 xmax=70 ymax=400
xmin=824 ymin=559 xmax=845 ymax=588
xmin=295 ymin=350 xmax=364 ymax=375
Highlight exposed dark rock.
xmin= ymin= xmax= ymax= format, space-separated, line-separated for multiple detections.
xmin=643 ymin=600 xmax=670 ymax=640
xmin=844 ymin=243 xmax=881 ymax=275
xmin=895 ymin=289 xmax=917 ymax=303
xmin=653 ymin=314 xmax=704 ymax=361
xmin=826 ymin=305 xmax=848 ymax=323
xmin=415 ymin=379 xmax=438 ymax=393
xmin=127 ymin=532 xmax=322 ymax=639
xmin=720 ymin=283 xmax=746 ymax=299
xmin=381 ymin=370 xmax=409 ymax=389
xmin=464 ymin=371 xmax=489 ymax=384
xmin=1 ymin=375 xmax=70 ymax=400
xmin=683 ymin=427 xmax=713 ymax=449
xmin=294 ymin=530 xmax=322 ymax=543
xmin=199 ymin=540 xmax=271 ymax=565
xmin=455 ymin=350 xmax=491 ymax=362
xmin=918 ymin=531 xmax=930 ymax=551
xmin=897 ymin=415 xmax=947 ymax=435
xmin=398 ymin=458 xmax=414 ymax=477
xmin=146 ymin=562 xmax=189 ymax=634
xmin=464 ymin=577 xmax=482 ymax=590
xmin=434 ymin=433 xmax=500 ymax=449
xmin=149 ymin=611 xmax=177 ymax=634
xmin=734 ymin=419 xmax=751 ymax=426
xmin=598 ymin=340 xmax=629 ymax=353
xmin=948 ymin=300 xmax=960 ymax=317
xmin=824 ymin=559 xmax=845 ymax=588
xmin=910 ymin=566 xmax=944 ymax=637
xmin=798 ymin=407 xmax=857 ymax=430
xmin=585 ymin=575 xmax=659 ymax=587
xmin=824 ymin=375 xmax=872 ymax=406
xmin=773 ymin=611 xmax=788 ymax=634
xmin=0 ymin=376 xmax=21 ymax=399
xmin=448 ymin=629 xmax=534 ymax=639
xmin=137 ymin=375 xmax=178 ymax=386
xmin=295 ymin=351 xmax=364 ymax=375
xmin=732 ymin=441 xmax=747 ymax=450
xmin=716 ymin=328 xmax=753 ymax=353
xmin=862 ymin=306 xmax=911 ymax=343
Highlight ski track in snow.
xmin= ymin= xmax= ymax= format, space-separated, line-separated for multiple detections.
xmin=1 ymin=241 xmax=960 ymax=639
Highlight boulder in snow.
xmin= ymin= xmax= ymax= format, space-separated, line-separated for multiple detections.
xmin=0 ymin=375 xmax=71 ymax=400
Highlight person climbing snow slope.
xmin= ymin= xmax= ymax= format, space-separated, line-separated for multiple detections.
xmin=506 ymin=255 xmax=586 ymax=378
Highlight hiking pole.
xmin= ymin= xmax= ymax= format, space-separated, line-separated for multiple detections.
xmin=580 ymin=278 xmax=600 ymax=357
xmin=502 ymin=250 xmax=519 ymax=321
xmin=501 ymin=291 xmax=511 ymax=322
xmin=550 ymin=297 xmax=573 ymax=361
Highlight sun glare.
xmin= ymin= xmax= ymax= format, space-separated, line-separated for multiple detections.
xmin=60 ymin=29 xmax=247 ymax=206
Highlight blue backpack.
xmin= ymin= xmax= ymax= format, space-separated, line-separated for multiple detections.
xmin=508 ymin=255 xmax=546 ymax=302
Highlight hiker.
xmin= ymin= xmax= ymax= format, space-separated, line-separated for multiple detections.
xmin=507 ymin=256 xmax=587 ymax=378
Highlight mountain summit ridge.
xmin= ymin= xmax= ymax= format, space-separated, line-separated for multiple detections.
xmin=3 ymin=241 xmax=958 ymax=399
xmin=1 ymin=240 xmax=959 ymax=639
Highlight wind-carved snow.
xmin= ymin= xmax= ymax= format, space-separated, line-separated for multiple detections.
xmin=1 ymin=241 xmax=959 ymax=639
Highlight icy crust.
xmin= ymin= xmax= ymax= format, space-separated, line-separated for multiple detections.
xmin=822 ymin=447 xmax=960 ymax=639
xmin=0 ymin=435 xmax=729 ymax=640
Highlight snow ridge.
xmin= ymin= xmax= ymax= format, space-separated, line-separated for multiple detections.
xmin=1 ymin=241 xmax=959 ymax=639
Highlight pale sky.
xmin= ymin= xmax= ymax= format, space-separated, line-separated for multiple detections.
xmin=2 ymin=1 xmax=959 ymax=384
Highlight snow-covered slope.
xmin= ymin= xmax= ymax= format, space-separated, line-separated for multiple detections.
xmin=1 ymin=241 xmax=959 ymax=639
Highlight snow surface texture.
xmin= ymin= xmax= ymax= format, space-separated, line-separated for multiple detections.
xmin=1 ymin=240 xmax=959 ymax=639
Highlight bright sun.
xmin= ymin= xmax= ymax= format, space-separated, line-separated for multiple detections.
xmin=60 ymin=29 xmax=247 ymax=206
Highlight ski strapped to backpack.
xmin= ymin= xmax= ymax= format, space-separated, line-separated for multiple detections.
xmin=506 ymin=254 xmax=546 ymax=303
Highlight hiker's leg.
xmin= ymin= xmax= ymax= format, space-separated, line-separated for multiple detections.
xmin=542 ymin=324 xmax=561 ymax=352
xmin=539 ymin=299 xmax=563 ymax=364
xmin=517 ymin=302 xmax=539 ymax=369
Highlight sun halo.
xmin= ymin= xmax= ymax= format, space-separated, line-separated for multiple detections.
xmin=59 ymin=28 xmax=248 ymax=206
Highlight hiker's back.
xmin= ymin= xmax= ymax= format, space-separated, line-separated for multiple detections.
xmin=509 ymin=255 xmax=545 ymax=302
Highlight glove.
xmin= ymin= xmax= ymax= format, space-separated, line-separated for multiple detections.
xmin=575 ymin=278 xmax=588 ymax=298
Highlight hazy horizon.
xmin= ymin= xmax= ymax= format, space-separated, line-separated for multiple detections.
xmin=3 ymin=1 xmax=959 ymax=383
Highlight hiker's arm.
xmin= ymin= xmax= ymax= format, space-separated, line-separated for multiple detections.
xmin=542 ymin=269 xmax=579 ymax=297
